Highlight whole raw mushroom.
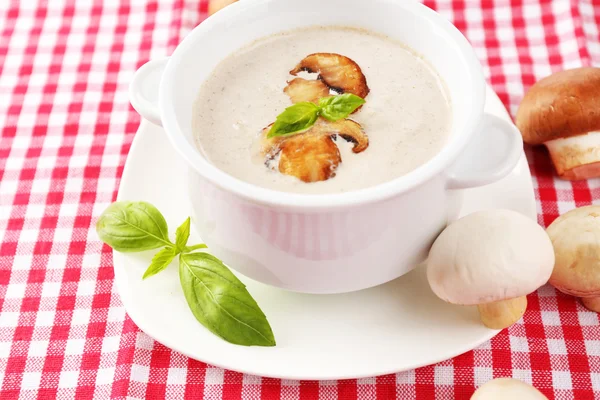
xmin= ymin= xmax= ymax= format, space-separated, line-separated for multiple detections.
xmin=427 ymin=209 xmax=555 ymax=329
xmin=546 ymin=205 xmax=600 ymax=312
xmin=471 ymin=378 xmax=548 ymax=399
xmin=516 ymin=67 xmax=600 ymax=180
xmin=208 ymin=0 xmax=238 ymax=15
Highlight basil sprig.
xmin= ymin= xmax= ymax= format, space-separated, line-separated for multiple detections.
xmin=96 ymin=201 xmax=276 ymax=347
xmin=267 ymin=93 xmax=365 ymax=138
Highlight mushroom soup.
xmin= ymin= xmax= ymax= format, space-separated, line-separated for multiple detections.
xmin=193 ymin=26 xmax=452 ymax=194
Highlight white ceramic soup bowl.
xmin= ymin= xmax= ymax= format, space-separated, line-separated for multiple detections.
xmin=129 ymin=0 xmax=522 ymax=294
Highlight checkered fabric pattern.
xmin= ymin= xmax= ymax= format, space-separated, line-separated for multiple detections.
xmin=1 ymin=0 xmax=600 ymax=398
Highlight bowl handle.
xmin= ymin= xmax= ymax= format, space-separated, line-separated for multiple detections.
xmin=129 ymin=58 xmax=168 ymax=126
xmin=445 ymin=113 xmax=523 ymax=190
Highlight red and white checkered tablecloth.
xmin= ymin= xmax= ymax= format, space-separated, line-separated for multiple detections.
xmin=1 ymin=0 xmax=600 ymax=398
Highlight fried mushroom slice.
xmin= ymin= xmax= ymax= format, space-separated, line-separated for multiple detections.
xmin=283 ymin=78 xmax=330 ymax=104
xmin=290 ymin=53 xmax=370 ymax=100
xmin=317 ymin=119 xmax=368 ymax=154
xmin=278 ymin=132 xmax=341 ymax=183
xmin=260 ymin=118 xmax=369 ymax=182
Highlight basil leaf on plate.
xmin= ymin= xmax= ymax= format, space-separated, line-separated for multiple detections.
xmin=179 ymin=252 xmax=276 ymax=347
xmin=96 ymin=200 xmax=277 ymax=346
xmin=96 ymin=201 xmax=172 ymax=252
xmin=318 ymin=93 xmax=365 ymax=121
xmin=175 ymin=217 xmax=191 ymax=253
xmin=267 ymin=102 xmax=319 ymax=138
xmin=142 ymin=247 xmax=177 ymax=279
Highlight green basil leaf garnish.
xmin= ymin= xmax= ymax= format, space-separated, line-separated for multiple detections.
xmin=268 ymin=94 xmax=366 ymax=138
xmin=96 ymin=201 xmax=276 ymax=347
xmin=175 ymin=217 xmax=191 ymax=253
xmin=267 ymin=102 xmax=319 ymax=138
xmin=96 ymin=201 xmax=171 ymax=252
xmin=179 ymin=252 xmax=276 ymax=347
xmin=142 ymin=247 xmax=177 ymax=279
xmin=318 ymin=93 xmax=365 ymax=121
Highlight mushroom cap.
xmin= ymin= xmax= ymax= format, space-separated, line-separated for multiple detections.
xmin=516 ymin=67 xmax=600 ymax=145
xmin=208 ymin=0 xmax=237 ymax=15
xmin=547 ymin=205 xmax=600 ymax=298
xmin=290 ymin=53 xmax=370 ymax=100
xmin=471 ymin=378 xmax=548 ymax=400
xmin=427 ymin=209 xmax=555 ymax=305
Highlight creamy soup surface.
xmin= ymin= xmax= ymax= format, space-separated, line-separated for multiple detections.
xmin=193 ymin=26 xmax=452 ymax=194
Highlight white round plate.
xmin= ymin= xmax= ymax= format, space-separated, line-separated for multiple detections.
xmin=113 ymin=85 xmax=536 ymax=380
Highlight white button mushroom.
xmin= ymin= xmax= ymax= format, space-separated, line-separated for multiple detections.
xmin=427 ymin=209 xmax=555 ymax=329
xmin=471 ymin=378 xmax=548 ymax=400
xmin=546 ymin=205 xmax=600 ymax=312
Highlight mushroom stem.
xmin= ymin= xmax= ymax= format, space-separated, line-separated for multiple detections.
xmin=581 ymin=296 xmax=600 ymax=313
xmin=545 ymin=132 xmax=600 ymax=180
xmin=477 ymin=296 xmax=527 ymax=329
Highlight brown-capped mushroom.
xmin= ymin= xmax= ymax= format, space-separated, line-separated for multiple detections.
xmin=283 ymin=78 xmax=330 ymax=104
xmin=546 ymin=205 xmax=600 ymax=312
xmin=261 ymin=118 xmax=368 ymax=183
xmin=290 ymin=53 xmax=370 ymax=101
xmin=471 ymin=378 xmax=548 ymax=400
xmin=427 ymin=210 xmax=555 ymax=329
xmin=516 ymin=67 xmax=600 ymax=180
xmin=208 ymin=0 xmax=237 ymax=15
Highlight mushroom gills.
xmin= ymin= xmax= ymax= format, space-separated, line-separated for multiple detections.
xmin=545 ymin=131 xmax=600 ymax=180
xmin=477 ymin=296 xmax=527 ymax=330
